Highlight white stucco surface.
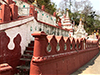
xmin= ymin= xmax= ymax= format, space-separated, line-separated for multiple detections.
xmin=5 ymin=21 xmax=34 ymax=54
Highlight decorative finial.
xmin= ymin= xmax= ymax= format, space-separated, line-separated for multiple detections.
xmin=79 ymin=18 xmax=83 ymax=26
xmin=65 ymin=8 xmax=70 ymax=19
xmin=32 ymin=0 xmax=37 ymax=6
xmin=35 ymin=0 xmax=37 ymax=2
xmin=80 ymin=18 xmax=82 ymax=21
xmin=94 ymin=30 xmax=96 ymax=33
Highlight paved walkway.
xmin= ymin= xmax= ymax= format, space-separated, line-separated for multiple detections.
xmin=71 ymin=51 xmax=100 ymax=75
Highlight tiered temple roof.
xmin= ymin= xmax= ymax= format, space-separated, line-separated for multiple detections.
xmin=60 ymin=9 xmax=73 ymax=31
xmin=74 ymin=18 xmax=87 ymax=38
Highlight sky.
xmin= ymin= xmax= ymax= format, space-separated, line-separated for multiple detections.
xmin=51 ymin=0 xmax=100 ymax=14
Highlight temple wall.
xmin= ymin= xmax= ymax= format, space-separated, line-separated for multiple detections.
xmin=35 ymin=7 xmax=57 ymax=26
xmin=0 ymin=0 xmax=69 ymax=73
xmin=15 ymin=0 xmax=30 ymax=16
xmin=30 ymin=32 xmax=99 ymax=75
xmin=0 ymin=17 xmax=34 ymax=54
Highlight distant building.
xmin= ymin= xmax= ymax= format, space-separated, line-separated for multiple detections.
xmin=60 ymin=9 xmax=73 ymax=36
xmin=74 ymin=18 xmax=88 ymax=38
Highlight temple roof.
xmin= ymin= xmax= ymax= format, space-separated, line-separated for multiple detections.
xmin=61 ymin=9 xmax=73 ymax=29
xmin=74 ymin=18 xmax=87 ymax=38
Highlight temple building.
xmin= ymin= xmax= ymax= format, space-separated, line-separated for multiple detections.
xmin=74 ymin=18 xmax=88 ymax=38
xmin=60 ymin=9 xmax=74 ymax=36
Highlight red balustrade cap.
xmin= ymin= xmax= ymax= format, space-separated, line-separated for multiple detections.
xmin=31 ymin=31 xmax=47 ymax=37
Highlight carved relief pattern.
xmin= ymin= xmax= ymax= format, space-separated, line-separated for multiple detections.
xmin=0 ymin=31 xmax=21 ymax=72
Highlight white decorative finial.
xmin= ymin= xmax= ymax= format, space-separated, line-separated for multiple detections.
xmin=79 ymin=18 xmax=82 ymax=25
xmin=66 ymin=9 xmax=69 ymax=19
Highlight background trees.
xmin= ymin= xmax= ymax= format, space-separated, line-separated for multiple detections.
xmin=59 ymin=0 xmax=100 ymax=34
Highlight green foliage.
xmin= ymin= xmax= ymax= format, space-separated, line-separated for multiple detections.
xmin=59 ymin=0 xmax=100 ymax=34
xmin=68 ymin=10 xmax=100 ymax=34
xmin=70 ymin=12 xmax=80 ymax=25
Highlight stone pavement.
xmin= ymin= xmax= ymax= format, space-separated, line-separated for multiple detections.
xmin=71 ymin=51 xmax=100 ymax=75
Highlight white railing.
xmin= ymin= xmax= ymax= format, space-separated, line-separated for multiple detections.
xmin=35 ymin=7 xmax=57 ymax=26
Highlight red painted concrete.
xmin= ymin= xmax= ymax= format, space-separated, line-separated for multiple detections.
xmin=58 ymin=18 xmax=62 ymax=27
xmin=9 ymin=4 xmax=18 ymax=20
xmin=47 ymin=35 xmax=57 ymax=55
xmin=41 ymin=5 xmax=45 ymax=11
xmin=29 ymin=5 xmax=35 ymax=16
xmin=6 ymin=0 xmax=13 ymax=4
xmin=34 ymin=11 xmax=37 ymax=20
xmin=0 ymin=32 xmax=21 ymax=74
xmin=0 ymin=63 xmax=13 ymax=75
xmin=31 ymin=31 xmax=47 ymax=57
xmin=55 ymin=36 xmax=65 ymax=53
xmin=0 ymin=4 xmax=11 ymax=23
xmin=0 ymin=2 xmax=2 ymax=5
xmin=30 ymin=32 xmax=99 ymax=75
xmin=53 ymin=12 xmax=56 ymax=17
xmin=22 ymin=0 xmax=28 ymax=2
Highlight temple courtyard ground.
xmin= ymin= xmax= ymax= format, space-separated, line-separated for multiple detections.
xmin=71 ymin=51 xmax=100 ymax=75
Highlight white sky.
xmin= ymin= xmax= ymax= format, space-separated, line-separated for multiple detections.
xmin=51 ymin=0 xmax=100 ymax=14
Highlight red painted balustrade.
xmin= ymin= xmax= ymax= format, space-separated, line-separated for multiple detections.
xmin=0 ymin=4 xmax=11 ymax=23
xmin=0 ymin=32 xmax=21 ymax=74
xmin=30 ymin=31 xmax=99 ymax=75
xmin=0 ymin=0 xmax=18 ymax=23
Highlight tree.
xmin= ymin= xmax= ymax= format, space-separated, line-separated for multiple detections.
xmin=59 ymin=0 xmax=68 ymax=11
xmin=59 ymin=0 xmax=73 ymax=12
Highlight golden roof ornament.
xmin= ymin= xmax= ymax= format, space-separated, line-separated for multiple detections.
xmin=32 ymin=0 xmax=37 ymax=7
xmin=94 ymin=30 xmax=96 ymax=33
xmin=66 ymin=8 xmax=69 ymax=18
xmin=79 ymin=18 xmax=83 ymax=26
xmin=80 ymin=18 xmax=82 ymax=21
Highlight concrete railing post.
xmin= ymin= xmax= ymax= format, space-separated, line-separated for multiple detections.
xmin=29 ymin=5 xmax=35 ymax=16
xmin=0 ymin=63 xmax=13 ymax=75
xmin=31 ymin=31 xmax=47 ymax=57
xmin=9 ymin=4 xmax=18 ymax=20
xmin=58 ymin=18 xmax=61 ymax=27
xmin=6 ymin=0 xmax=13 ymax=4
xmin=53 ymin=12 xmax=56 ymax=17
xmin=34 ymin=11 xmax=37 ymax=20
xmin=41 ymin=5 xmax=45 ymax=11
xmin=0 ymin=4 xmax=11 ymax=23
